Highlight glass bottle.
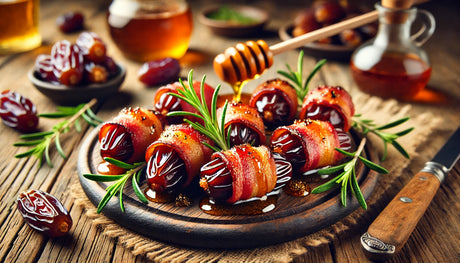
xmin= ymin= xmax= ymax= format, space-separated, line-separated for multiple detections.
xmin=107 ymin=0 xmax=193 ymax=62
xmin=350 ymin=3 xmax=435 ymax=100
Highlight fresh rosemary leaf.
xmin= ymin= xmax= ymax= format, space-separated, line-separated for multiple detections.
xmin=353 ymin=115 xmax=413 ymax=161
xmin=74 ymin=117 xmax=82 ymax=132
xmin=14 ymin=148 xmax=37 ymax=158
xmin=168 ymin=111 xmax=205 ymax=121
xmin=351 ymin=169 xmax=367 ymax=209
xmin=304 ymin=59 xmax=326 ymax=91
xmin=83 ymin=173 xmax=125 ymax=182
xmin=55 ymin=133 xmax=67 ymax=159
xmin=85 ymin=108 xmax=103 ymax=123
xmin=39 ymin=112 xmax=72 ymax=118
xmin=13 ymin=140 xmax=43 ymax=146
xmin=317 ymin=163 xmax=347 ymax=175
xmin=14 ymin=99 xmax=101 ymax=167
xmin=392 ymin=140 xmax=410 ymax=159
xmin=277 ymin=51 xmax=326 ymax=103
xmin=335 ymin=148 xmax=355 ymax=157
xmin=132 ymin=170 xmax=148 ymax=204
xmin=358 ymin=156 xmax=388 ymax=173
xmin=312 ymin=138 xmax=381 ymax=209
xmin=376 ymin=116 xmax=409 ymax=130
xmin=19 ymin=131 xmax=54 ymax=140
xmin=311 ymin=172 xmax=344 ymax=193
xmin=104 ymin=157 xmax=138 ymax=170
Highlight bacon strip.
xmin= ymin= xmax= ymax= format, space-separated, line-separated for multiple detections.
xmin=299 ymin=86 xmax=355 ymax=132
xmin=211 ymin=145 xmax=277 ymax=204
xmin=99 ymin=107 xmax=163 ymax=163
xmin=271 ymin=119 xmax=343 ymax=173
xmin=145 ymin=124 xmax=214 ymax=189
xmin=217 ymin=101 xmax=266 ymax=146
xmin=249 ymin=78 xmax=299 ymax=123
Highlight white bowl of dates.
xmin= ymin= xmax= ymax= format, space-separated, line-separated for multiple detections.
xmin=29 ymin=63 xmax=126 ymax=105
xmin=199 ymin=5 xmax=269 ymax=37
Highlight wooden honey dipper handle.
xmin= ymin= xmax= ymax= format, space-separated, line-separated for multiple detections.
xmin=270 ymin=0 xmax=427 ymax=55
xmin=270 ymin=10 xmax=379 ymax=55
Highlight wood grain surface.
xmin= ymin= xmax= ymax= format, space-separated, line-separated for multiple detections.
xmin=0 ymin=0 xmax=459 ymax=262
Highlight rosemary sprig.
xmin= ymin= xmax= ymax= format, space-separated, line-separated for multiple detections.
xmin=352 ymin=115 xmax=414 ymax=161
xmin=83 ymin=157 xmax=147 ymax=213
xmin=312 ymin=138 xmax=388 ymax=209
xmin=13 ymin=98 xmax=102 ymax=167
xmin=168 ymin=70 xmax=230 ymax=152
xmin=277 ymin=50 xmax=327 ymax=104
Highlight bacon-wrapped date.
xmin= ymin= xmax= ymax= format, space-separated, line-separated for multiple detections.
xmin=270 ymin=119 xmax=351 ymax=173
xmin=217 ymin=101 xmax=266 ymax=147
xmin=145 ymin=124 xmax=214 ymax=194
xmin=249 ymin=79 xmax=298 ymax=129
xmin=200 ymin=144 xmax=292 ymax=204
xmin=99 ymin=107 xmax=163 ymax=164
xmin=299 ymin=86 xmax=355 ymax=132
xmin=153 ymin=80 xmax=215 ymax=125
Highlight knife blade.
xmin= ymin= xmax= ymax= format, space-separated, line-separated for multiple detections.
xmin=361 ymin=126 xmax=460 ymax=261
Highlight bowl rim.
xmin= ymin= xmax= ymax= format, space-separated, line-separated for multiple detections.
xmin=28 ymin=63 xmax=126 ymax=91
xmin=198 ymin=5 xmax=269 ymax=29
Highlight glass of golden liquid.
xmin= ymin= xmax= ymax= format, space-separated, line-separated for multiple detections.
xmin=0 ymin=0 xmax=41 ymax=55
xmin=107 ymin=0 xmax=193 ymax=62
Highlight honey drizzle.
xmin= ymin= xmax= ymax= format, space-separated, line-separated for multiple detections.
xmin=200 ymin=193 xmax=279 ymax=216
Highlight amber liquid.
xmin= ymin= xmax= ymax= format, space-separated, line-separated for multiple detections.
xmin=108 ymin=3 xmax=193 ymax=62
xmin=0 ymin=0 xmax=41 ymax=54
xmin=351 ymin=52 xmax=431 ymax=100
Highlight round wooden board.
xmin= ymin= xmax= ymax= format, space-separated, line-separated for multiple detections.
xmin=77 ymin=127 xmax=379 ymax=249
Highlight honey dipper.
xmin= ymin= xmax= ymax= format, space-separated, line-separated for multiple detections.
xmin=213 ymin=1 xmax=422 ymax=101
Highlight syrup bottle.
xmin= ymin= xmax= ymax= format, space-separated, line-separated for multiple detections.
xmin=350 ymin=0 xmax=435 ymax=100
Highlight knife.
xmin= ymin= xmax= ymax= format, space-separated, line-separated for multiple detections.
xmin=360 ymin=126 xmax=460 ymax=261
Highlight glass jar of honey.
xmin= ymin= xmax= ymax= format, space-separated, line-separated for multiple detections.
xmin=107 ymin=0 xmax=193 ymax=62
xmin=350 ymin=3 xmax=435 ymax=100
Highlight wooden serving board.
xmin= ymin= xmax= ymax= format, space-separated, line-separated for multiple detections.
xmin=77 ymin=127 xmax=379 ymax=249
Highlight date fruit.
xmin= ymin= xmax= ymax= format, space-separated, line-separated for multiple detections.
xmin=51 ymin=40 xmax=84 ymax=86
xmin=76 ymin=32 xmax=107 ymax=63
xmin=138 ymin=57 xmax=180 ymax=86
xmin=16 ymin=190 xmax=72 ymax=238
xmin=0 ymin=90 xmax=39 ymax=132
xmin=56 ymin=12 xmax=84 ymax=33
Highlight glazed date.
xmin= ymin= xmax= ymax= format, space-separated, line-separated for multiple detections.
xmin=51 ymin=40 xmax=84 ymax=86
xmin=16 ymin=190 xmax=72 ymax=238
xmin=0 ymin=90 xmax=39 ymax=132
xmin=99 ymin=122 xmax=134 ymax=162
xmin=76 ymin=32 xmax=107 ymax=63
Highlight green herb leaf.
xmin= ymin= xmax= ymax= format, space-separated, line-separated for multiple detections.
xmin=277 ymin=51 xmax=326 ymax=104
xmin=14 ymin=99 xmax=102 ymax=167
xmin=312 ymin=138 xmax=382 ymax=209
xmin=167 ymin=70 xmax=230 ymax=151
xmin=352 ymin=116 xmax=413 ymax=161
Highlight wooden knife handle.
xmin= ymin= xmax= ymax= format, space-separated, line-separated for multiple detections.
xmin=361 ymin=170 xmax=442 ymax=261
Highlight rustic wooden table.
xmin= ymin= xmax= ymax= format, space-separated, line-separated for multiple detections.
xmin=1 ymin=0 xmax=459 ymax=262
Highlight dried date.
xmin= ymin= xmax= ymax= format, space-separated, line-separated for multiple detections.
xmin=16 ymin=190 xmax=72 ymax=237
xmin=56 ymin=12 xmax=84 ymax=33
xmin=0 ymin=90 xmax=39 ymax=132
xmin=76 ymin=32 xmax=107 ymax=63
xmin=51 ymin=40 xmax=84 ymax=86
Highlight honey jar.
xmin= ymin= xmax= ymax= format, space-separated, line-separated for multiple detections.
xmin=107 ymin=0 xmax=193 ymax=62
